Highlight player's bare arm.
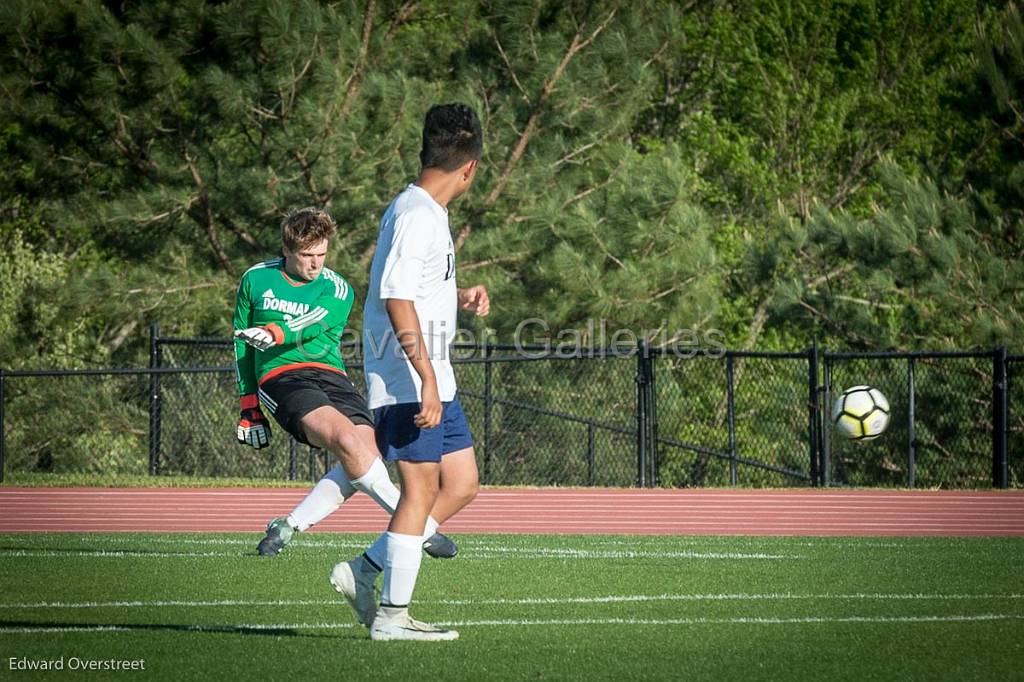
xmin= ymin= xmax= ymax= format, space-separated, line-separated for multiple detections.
xmin=385 ymin=298 xmax=442 ymax=429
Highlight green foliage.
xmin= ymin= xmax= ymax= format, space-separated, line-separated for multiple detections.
xmin=752 ymin=166 xmax=1024 ymax=349
xmin=0 ymin=1 xmax=1020 ymax=490
xmin=3 ymin=373 xmax=149 ymax=474
xmin=0 ymin=0 xmax=1018 ymax=366
xmin=0 ymin=0 xmax=1019 ymax=488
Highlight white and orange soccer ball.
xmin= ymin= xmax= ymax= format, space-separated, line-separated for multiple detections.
xmin=832 ymin=385 xmax=890 ymax=441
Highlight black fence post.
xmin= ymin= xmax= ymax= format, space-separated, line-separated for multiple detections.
xmin=587 ymin=422 xmax=596 ymax=487
xmin=648 ymin=350 xmax=659 ymax=487
xmin=636 ymin=340 xmax=649 ymax=488
xmin=483 ymin=343 xmax=493 ymax=486
xmin=148 ymin=324 xmax=162 ymax=476
xmin=822 ymin=352 xmax=832 ymax=486
xmin=0 ymin=369 xmax=5 ymax=484
xmin=993 ymin=347 xmax=1009 ymax=488
xmin=808 ymin=346 xmax=820 ymax=486
xmin=726 ymin=354 xmax=738 ymax=486
xmin=907 ymin=356 xmax=916 ymax=489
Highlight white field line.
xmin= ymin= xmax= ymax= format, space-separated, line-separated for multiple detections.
xmin=0 ymin=536 xmax=912 ymax=551
xmin=0 ymin=599 xmax=333 ymax=609
xmin=438 ymin=614 xmax=1024 ymax=627
xmin=437 ymin=592 xmax=1024 ymax=605
xmin=463 ymin=548 xmax=802 ymax=559
xmin=0 ymin=550 xmax=241 ymax=558
xmin=2 ymin=626 xmax=133 ymax=634
xmin=0 ymin=536 xmax=720 ymax=549
xmin=0 ymin=548 xmax=802 ymax=560
xmin=3 ymin=593 xmax=1021 ymax=610
xmin=8 ymin=503 xmax=1024 ymax=513
xmin=2 ymin=614 xmax=1022 ymax=634
xmin=461 ymin=539 xmax=909 ymax=549
xmin=0 ymin=623 xmax=354 ymax=634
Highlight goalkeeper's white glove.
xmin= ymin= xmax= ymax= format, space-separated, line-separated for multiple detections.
xmin=237 ymin=394 xmax=272 ymax=449
xmin=235 ymin=326 xmax=277 ymax=351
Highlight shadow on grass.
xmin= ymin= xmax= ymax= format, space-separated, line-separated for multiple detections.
xmin=0 ymin=620 xmax=358 ymax=639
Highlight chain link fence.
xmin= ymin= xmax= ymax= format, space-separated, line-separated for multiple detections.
xmin=1009 ymin=356 xmax=1023 ymax=487
xmin=654 ymin=351 xmax=815 ymax=487
xmin=0 ymin=335 xmax=1018 ymax=489
xmin=458 ymin=350 xmax=639 ymax=487
xmin=824 ymin=352 xmax=997 ymax=488
xmin=156 ymin=338 xmax=337 ymax=480
xmin=0 ymin=370 xmax=151 ymax=476
xmin=155 ymin=339 xmax=643 ymax=486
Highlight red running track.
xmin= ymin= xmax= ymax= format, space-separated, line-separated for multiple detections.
xmin=1 ymin=488 xmax=1023 ymax=536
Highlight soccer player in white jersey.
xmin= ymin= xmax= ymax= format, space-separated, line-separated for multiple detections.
xmin=330 ymin=103 xmax=489 ymax=641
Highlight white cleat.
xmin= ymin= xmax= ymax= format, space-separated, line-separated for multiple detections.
xmin=329 ymin=557 xmax=378 ymax=627
xmin=370 ymin=606 xmax=459 ymax=642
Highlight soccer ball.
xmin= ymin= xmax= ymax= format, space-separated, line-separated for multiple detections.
xmin=832 ymin=385 xmax=890 ymax=441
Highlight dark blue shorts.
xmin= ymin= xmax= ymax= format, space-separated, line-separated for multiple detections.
xmin=374 ymin=397 xmax=474 ymax=463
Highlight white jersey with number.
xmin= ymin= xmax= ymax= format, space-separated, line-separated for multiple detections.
xmin=363 ymin=184 xmax=458 ymax=409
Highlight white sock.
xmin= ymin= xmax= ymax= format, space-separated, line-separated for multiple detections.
xmin=381 ymin=532 xmax=423 ymax=607
xmin=349 ymin=459 xmax=400 ymax=514
xmin=364 ymin=515 xmax=442 ymax=570
xmin=286 ymin=465 xmax=356 ymax=531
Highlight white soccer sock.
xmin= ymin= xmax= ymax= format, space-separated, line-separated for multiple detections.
xmin=381 ymin=532 xmax=424 ymax=607
xmin=349 ymin=459 xmax=400 ymax=515
xmin=286 ymin=465 xmax=356 ymax=531
xmin=363 ymin=515 xmax=442 ymax=570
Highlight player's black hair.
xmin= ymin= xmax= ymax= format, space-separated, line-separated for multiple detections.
xmin=280 ymin=207 xmax=336 ymax=251
xmin=419 ymin=103 xmax=483 ymax=172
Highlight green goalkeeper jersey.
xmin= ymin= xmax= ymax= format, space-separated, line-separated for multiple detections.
xmin=233 ymin=257 xmax=355 ymax=397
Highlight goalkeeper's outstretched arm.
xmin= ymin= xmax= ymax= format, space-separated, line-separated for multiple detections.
xmin=233 ymin=275 xmax=271 ymax=449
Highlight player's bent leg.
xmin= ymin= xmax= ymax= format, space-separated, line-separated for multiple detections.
xmin=288 ymin=464 xmax=357 ymax=530
xmin=368 ymin=461 xmax=455 ymax=641
xmin=332 ymin=462 xmax=441 ymax=630
xmin=388 ymin=460 xmax=440 ymax=536
xmin=353 ymin=422 xmax=458 ymax=558
xmin=256 ymin=465 xmax=358 ymax=556
xmin=429 ymin=447 xmax=480 ymax=525
xmin=301 ymin=409 xmax=406 ymax=516
xmin=347 ymin=425 xmax=401 ymax=513
xmin=301 ymin=406 xmax=380 ymax=479
xmin=415 ymin=448 xmax=478 ymax=559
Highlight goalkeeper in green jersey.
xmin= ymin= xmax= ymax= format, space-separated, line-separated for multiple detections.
xmin=233 ymin=207 xmax=456 ymax=558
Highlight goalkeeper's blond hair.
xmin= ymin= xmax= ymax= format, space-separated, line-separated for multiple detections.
xmin=281 ymin=207 xmax=337 ymax=252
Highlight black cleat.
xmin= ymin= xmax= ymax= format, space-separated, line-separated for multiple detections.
xmin=422 ymin=532 xmax=458 ymax=558
xmin=256 ymin=517 xmax=295 ymax=556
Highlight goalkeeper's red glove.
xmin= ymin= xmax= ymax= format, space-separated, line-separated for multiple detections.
xmin=237 ymin=394 xmax=271 ymax=449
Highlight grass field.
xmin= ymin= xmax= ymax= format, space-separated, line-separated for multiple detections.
xmin=1 ymin=532 xmax=1022 ymax=680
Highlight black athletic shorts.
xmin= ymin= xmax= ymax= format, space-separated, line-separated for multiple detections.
xmin=258 ymin=367 xmax=373 ymax=445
